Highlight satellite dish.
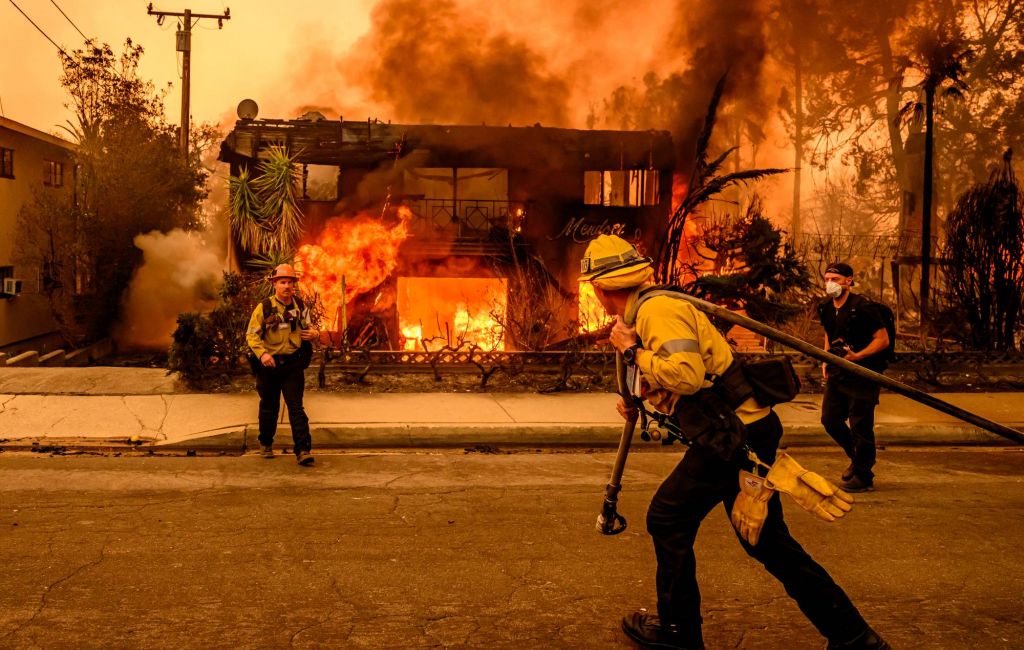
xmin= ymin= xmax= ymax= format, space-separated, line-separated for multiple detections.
xmin=237 ymin=99 xmax=259 ymax=120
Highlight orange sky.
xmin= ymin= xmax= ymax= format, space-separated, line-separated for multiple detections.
xmin=0 ymin=0 xmax=374 ymax=135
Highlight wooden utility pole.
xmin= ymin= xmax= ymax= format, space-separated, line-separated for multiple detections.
xmin=147 ymin=3 xmax=230 ymax=156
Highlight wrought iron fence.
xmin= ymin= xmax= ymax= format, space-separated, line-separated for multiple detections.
xmin=321 ymin=349 xmax=1024 ymax=373
xmin=793 ymin=232 xmax=940 ymax=261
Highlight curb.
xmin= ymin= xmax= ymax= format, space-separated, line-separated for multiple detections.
xmin=142 ymin=421 xmax=1024 ymax=450
xmin=1 ymin=423 xmax=1017 ymax=453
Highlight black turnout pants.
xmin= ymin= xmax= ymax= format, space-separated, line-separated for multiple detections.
xmin=646 ymin=411 xmax=868 ymax=647
xmin=821 ymin=376 xmax=880 ymax=481
xmin=255 ymin=354 xmax=311 ymax=455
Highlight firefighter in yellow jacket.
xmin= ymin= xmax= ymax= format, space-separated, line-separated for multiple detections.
xmin=246 ymin=264 xmax=319 ymax=465
xmin=579 ymin=235 xmax=888 ymax=650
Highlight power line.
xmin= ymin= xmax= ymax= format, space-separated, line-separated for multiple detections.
xmin=9 ymin=0 xmax=140 ymax=84
xmin=7 ymin=0 xmax=75 ymax=62
xmin=49 ymin=0 xmax=88 ymax=41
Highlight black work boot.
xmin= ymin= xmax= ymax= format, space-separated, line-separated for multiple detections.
xmin=841 ymin=462 xmax=856 ymax=482
xmin=839 ymin=474 xmax=874 ymax=493
xmin=826 ymin=626 xmax=891 ymax=650
xmin=621 ymin=611 xmax=703 ymax=650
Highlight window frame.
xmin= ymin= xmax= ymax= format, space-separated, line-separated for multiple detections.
xmin=583 ymin=169 xmax=659 ymax=207
xmin=43 ymin=160 xmax=64 ymax=187
xmin=0 ymin=148 xmax=14 ymax=179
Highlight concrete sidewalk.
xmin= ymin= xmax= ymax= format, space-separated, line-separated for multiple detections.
xmin=0 ymin=366 xmax=1021 ymax=449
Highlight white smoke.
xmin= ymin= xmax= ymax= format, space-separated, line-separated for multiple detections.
xmin=115 ymin=229 xmax=225 ymax=350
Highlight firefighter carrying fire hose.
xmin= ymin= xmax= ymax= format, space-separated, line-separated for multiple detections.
xmin=246 ymin=264 xmax=319 ymax=466
xmin=579 ymin=235 xmax=889 ymax=650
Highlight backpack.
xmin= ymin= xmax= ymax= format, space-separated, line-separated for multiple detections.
xmin=864 ymin=299 xmax=897 ymax=363
xmin=628 ymin=285 xmax=801 ymax=408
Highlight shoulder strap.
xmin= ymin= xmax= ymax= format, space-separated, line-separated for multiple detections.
xmin=623 ymin=285 xmax=721 ymax=382
xmin=259 ymin=298 xmax=275 ymax=338
xmin=624 ymin=284 xmax=685 ymax=326
xmin=817 ymin=297 xmax=831 ymax=318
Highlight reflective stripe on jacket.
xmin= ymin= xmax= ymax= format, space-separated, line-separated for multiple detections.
xmin=624 ymin=286 xmax=770 ymax=425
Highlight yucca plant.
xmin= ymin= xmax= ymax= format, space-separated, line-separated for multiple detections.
xmin=252 ymin=146 xmax=304 ymax=253
xmin=245 ymin=249 xmax=295 ymax=275
xmin=229 ymin=168 xmax=267 ymax=254
xmin=228 ymin=146 xmax=304 ymax=255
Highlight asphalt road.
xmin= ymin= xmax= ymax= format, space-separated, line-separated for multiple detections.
xmin=0 ymin=446 xmax=1022 ymax=649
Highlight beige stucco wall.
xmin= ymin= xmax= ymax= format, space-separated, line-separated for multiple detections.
xmin=0 ymin=121 xmax=75 ymax=350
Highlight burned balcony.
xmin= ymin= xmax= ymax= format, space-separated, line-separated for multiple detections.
xmin=401 ymin=198 xmax=526 ymax=238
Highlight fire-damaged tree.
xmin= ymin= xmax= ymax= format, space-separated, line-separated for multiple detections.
xmin=16 ymin=39 xmax=212 ymax=344
xmin=654 ymin=75 xmax=788 ymax=287
xmin=682 ymin=196 xmax=813 ymax=328
xmin=940 ymin=149 xmax=1024 ymax=351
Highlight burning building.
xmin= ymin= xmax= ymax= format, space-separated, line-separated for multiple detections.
xmin=219 ymin=107 xmax=674 ymax=351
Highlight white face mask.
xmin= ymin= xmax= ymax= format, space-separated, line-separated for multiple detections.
xmin=825 ymin=280 xmax=844 ymax=298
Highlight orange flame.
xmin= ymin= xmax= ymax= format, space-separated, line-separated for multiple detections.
xmin=295 ymin=207 xmax=412 ymax=329
xmin=671 ymin=172 xmax=688 ymax=212
xmin=397 ymin=277 xmax=506 ymax=351
xmin=578 ymin=282 xmax=613 ymax=333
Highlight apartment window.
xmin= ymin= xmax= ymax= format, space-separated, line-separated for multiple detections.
xmin=43 ymin=160 xmax=64 ymax=187
xmin=584 ymin=169 xmax=660 ymax=207
xmin=0 ymin=148 xmax=13 ymax=178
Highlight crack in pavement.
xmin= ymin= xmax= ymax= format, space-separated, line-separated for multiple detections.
xmin=489 ymin=396 xmax=518 ymax=423
xmin=1 ymin=538 xmax=108 ymax=644
xmin=383 ymin=469 xmax=432 ymax=489
xmin=46 ymin=414 xmax=70 ymax=437
xmin=0 ymin=394 xmax=16 ymax=414
xmin=288 ymin=611 xmax=335 ymax=648
xmin=122 ymin=396 xmax=149 ymax=436
xmin=157 ymin=395 xmax=171 ymax=439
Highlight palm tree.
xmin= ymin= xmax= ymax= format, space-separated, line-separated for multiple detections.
xmin=655 ymin=74 xmax=789 ymax=283
xmin=898 ymin=22 xmax=973 ymax=338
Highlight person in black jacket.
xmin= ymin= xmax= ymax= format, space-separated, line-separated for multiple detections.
xmin=818 ymin=263 xmax=890 ymax=492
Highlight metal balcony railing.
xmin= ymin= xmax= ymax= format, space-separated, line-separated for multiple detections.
xmin=400 ymin=198 xmax=525 ymax=238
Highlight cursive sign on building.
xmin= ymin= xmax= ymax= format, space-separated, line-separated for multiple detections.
xmin=549 ymin=216 xmax=642 ymax=243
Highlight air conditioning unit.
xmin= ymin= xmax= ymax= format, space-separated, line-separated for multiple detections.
xmin=2 ymin=278 xmax=23 ymax=296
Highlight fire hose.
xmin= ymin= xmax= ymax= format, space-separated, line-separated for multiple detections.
xmin=597 ymin=292 xmax=1024 ymax=536
xmin=595 ymin=352 xmax=637 ymax=535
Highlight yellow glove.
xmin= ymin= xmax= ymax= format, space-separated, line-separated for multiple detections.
xmin=731 ymin=470 xmax=774 ymax=546
xmin=764 ymin=453 xmax=854 ymax=522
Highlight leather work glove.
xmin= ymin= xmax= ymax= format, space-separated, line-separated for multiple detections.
xmin=764 ymin=453 xmax=854 ymax=522
xmin=731 ymin=470 xmax=774 ymax=546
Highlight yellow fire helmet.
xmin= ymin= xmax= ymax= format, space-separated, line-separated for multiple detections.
xmin=578 ymin=234 xmax=653 ymax=288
